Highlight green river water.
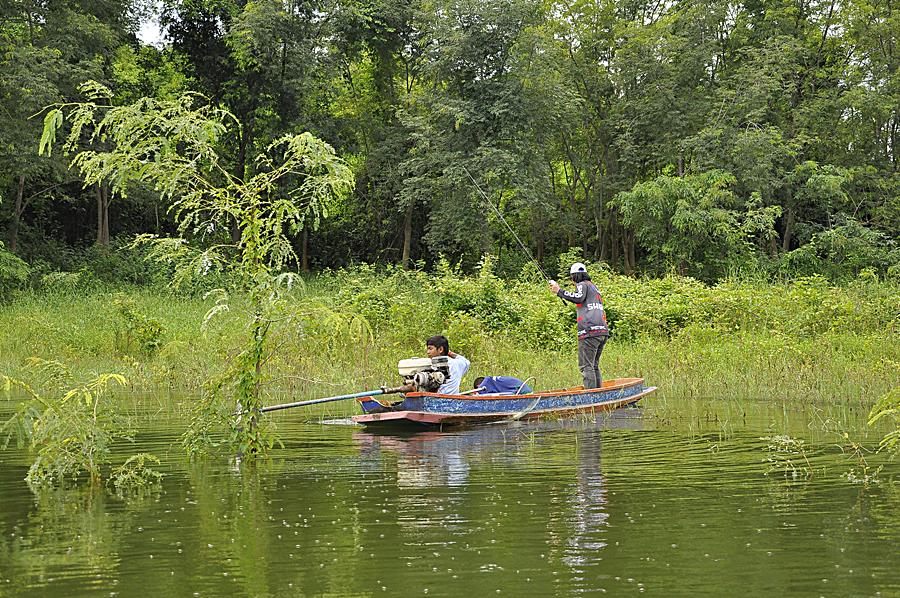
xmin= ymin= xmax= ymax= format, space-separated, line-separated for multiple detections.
xmin=0 ymin=397 xmax=898 ymax=597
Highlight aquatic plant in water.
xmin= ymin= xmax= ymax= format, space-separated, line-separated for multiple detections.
xmin=838 ymin=435 xmax=881 ymax=485
xmin=109 ymin=453 xmax=163 ymax=495
xmin=869 ymin=387 xmax=900 ymax=457
xmin=2 ymin=363 xmax=160 ymax=488
xmin=760 ymin=435 xmax=812 ymax=479
xmin=812 ymin=407 xmax=884 ymax=485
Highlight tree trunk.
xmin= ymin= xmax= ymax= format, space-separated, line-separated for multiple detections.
xmin=599 ymin=221 xmax=609 ymax=262
xmin=301 ymin=227 xmax=310 ymax=273
xmin=535 ymin=212 xmax=545 ymax=264
xmin=582 ymin=195 xmax=590 ymax=257
xmin=232 ymin=123 xmax=251 ymax=244
xmin=594 ymin=183 xmax=604 ymax=260
xmin=610 ymin=221 xmax=620 ymax=269
xmin=401 ymin=201 xmax=413 ymax=269
xmin=781 ymin=207 xmax=795 ymax=252
xmin=628 ymin=233 xmax=636 ymax=274
xmin=102 ymin=186 xmax=110 ymax=245
xmin=623 ymin=230 xmax=635 ymax=275
xmin=95 ymin=184 xmax=111 ymax=246
xmin=9 ymin=174 xmax=24 ymax=252
xmin=231 ymin=218 xmax=242 ymax=245
xmin=96 ymin=185 xmax=102 ymax=244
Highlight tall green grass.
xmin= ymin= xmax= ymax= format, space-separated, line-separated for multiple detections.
xmin=1 ymin=263 xmax=897 ymax=419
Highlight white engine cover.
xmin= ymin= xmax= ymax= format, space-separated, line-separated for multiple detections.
xmin=397 ymin=357 xmax=434 ymax=376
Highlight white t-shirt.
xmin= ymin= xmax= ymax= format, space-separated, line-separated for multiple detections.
xmin=437 ymin=353 xmax=470 ymax=395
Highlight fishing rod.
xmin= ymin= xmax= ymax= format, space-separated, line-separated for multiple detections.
xmin=462 ymin=165 xmax=553 ymax=283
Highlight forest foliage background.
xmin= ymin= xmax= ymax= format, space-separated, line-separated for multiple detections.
xmin=0 ymin=0 xmax=898 ymax=286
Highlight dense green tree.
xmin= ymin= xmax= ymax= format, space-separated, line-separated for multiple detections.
xmin=1 ymin=0 xmax=898 ymax=280
xmin=160 ymin=0 xmax=343 ymax=253
xmin=391 ymin=0 xmax=575 ymax=268
xmin=1 ymin=0 xmax=145 ymax=252
xmin=613 ymin=170 xmax=781 ymax=279
xmin=323 ymin=0 xmax=433 ymax=268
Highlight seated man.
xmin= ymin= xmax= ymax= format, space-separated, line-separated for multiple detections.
xmin=473 ymin=376 xmax=533 ymax=395
xmin=425 ymin=335 xmax=470 ymax=395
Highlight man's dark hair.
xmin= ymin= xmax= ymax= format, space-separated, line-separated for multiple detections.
xmin=425 ymin=335 xmax=449 ymax=355
xmin=473 ymin=376 xmax=485 ymax=389
xmin=571 ymin=272 xmax=591 ymax=283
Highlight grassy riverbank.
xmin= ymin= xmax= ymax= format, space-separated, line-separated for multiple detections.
xmin=1 ymin=264 xmax=897 ymax=418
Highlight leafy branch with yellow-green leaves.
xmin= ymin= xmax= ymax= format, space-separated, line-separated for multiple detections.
xmin=1 ymin=359 xmax=148 ymax=488
xmin=869 ymin=387 xmax=900 ymax=457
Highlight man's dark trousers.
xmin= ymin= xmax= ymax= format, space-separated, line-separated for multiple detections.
xmin=578 ymin=335 xmax=608 ymax=390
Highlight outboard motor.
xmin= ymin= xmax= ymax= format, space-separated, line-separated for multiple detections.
xmin=396 ymin=356 xmax=451 ymax=392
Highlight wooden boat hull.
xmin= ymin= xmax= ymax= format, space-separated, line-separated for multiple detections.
xmin=352 ymin=377 xmax=655 ymax=427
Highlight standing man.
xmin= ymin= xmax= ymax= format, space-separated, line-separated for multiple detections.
xmin=549 ymin=263 xmax=609 ymax=390
xmin=425 ymin=335 xmax=470 ymax=395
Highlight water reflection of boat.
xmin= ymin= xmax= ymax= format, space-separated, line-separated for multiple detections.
xmin=353 ymin=412 xmax=644 ymax=482
xmin=353 ymin=378 xmax=655 ymax=428
xmin=354 ymin=418 xmax=622 ymax=555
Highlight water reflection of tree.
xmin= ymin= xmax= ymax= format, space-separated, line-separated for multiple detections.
xmin=2 ymin=487 xmax=150 ymax=593
xmin=184 ymin=455 xmax=384 ymax=596
xmin=187 ymin=463 xmax=274 ymax=597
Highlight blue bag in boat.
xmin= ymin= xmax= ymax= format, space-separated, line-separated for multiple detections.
xmin=479 ymin=376 xmax=533 ymax=395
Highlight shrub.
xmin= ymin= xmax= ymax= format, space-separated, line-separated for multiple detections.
xmin=612 ymin=171 xmax=781 ymax=280
xmin=39 ymin=270 xmax=95 ymax=295
xmin=305 ymin=255 xmax=898 ymax=351
xmin=434 ymin=256 xmax=521 ymax=333
xmin=113 ymin=295 xmax=165 ymax=356
xmin=0 ymin=245 xmax=30 ymax=301
xmin=80 ymin=240 xmax=170 ymax=287
xmin=780 ymin=218 xmax=900 ymax=281
xmin=869 ymin=387 xmax=900 ymax=456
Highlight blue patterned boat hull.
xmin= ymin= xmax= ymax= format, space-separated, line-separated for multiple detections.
xmin=353 ymin=378 xmax=655 ymax=427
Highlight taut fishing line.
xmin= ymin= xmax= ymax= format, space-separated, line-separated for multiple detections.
xmin=462 ymin=165 xmax=552 ymax=283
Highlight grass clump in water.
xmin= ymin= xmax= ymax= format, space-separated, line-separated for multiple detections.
xmin=869 ymin=387 xmax=900 ymax=458
xmin=761 ymin=435 xmax=813 ymax=479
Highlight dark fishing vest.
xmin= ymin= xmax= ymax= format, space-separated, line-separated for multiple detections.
xmin=557 ymin=281 xmax=609 ymax=340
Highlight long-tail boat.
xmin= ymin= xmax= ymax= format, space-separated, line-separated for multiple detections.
xmin=258 ymin=358 xmax=656 ymax=429
xmin=352 ymin=377 xmax=656 ymax=427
